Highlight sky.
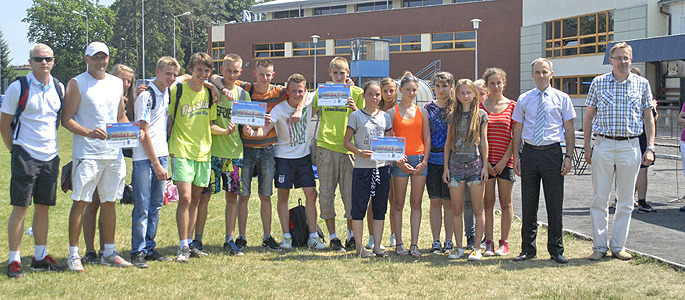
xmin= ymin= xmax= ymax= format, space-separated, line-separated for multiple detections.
xmin=0 ymin=0 xmax=116 ymax=65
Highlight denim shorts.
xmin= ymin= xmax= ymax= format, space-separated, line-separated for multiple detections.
xmin=448 ymin=157 xmax=483 ymax=187
xmin=391 ymin=154 xmax=428 ymax=177
xmin=240 ymin=146 xmax=276 ymax=197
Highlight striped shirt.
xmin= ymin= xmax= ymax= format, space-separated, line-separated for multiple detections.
xmin=237 ymin=80 xmax=287 ymax=147
xmin=585 ymin=72 xmax=653 ymax=137
xmin=480 ymin=100 xmax=516 ymax=167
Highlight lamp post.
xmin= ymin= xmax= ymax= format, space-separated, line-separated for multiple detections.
xmin=174 ymin=11 xmax=192 ymax=60
xmin=142 ymin=0 xmax=145 ymax=80
xmin=120 ymin=37 xmax=127 ymax=63
xmin=72 ymin=10 xmax=89 ymax=46
xmin=311 ymin=35 xmax=320 ymax=89
xmin=471 ymin=18 xmax=481 ymax=80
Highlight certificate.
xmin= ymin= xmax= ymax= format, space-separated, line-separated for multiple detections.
xmin=106 ymin=122 xmax=139 ymax=148
xmin=317 ymin=84 xmax=350 ymax=107
xmin=371 ymin=137 xmax=405 ymax=161
xmin=231 ymin=101 xmax=267 ymax=126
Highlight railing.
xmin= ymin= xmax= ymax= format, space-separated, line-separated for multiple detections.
xmin=414 ymin=60 xmax=441 ymax=83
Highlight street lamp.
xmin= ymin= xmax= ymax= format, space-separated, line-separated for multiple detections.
xmin=142 ymin=0 xmax=145 ymax=80
xmin=174 ymin=11 xmax=192 ymax=60
xmin=471 ymin=18 xmax=481 ymax=80
xmin=120 ymin=37 xmax=127 ymax=63
xmin=311 ymin=35 xmax=320 ymax=89
xmin=72 ymin=10 xmax=89 ymax=46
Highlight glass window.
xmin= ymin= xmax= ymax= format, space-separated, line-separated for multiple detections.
xmin=545 ymin=10 xmax=614 ymax=58
xmin=580 ymin=14 xmax=596 ymax=35
xmin=335 ymin=39 xmax=351 ymax=55
xmin=253 ymin=43 xmax=285 ymax=58
xmin=552 ymin=75 xmax=599 ymax=96
xmin=330 ymin=5 xmax=347 ymax=14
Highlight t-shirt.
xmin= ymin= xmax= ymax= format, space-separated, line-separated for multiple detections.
xmin=0 ymin=73 xmax=62 ymax=161
xmin=347 ymin=109 xmax=393 ymax=169
xmin=270 ymin=95 xmax=314 ymax=159
xmin=132 ymin=82 xmax=169 ymax=161
xmin=212 ymin=85 xmax=250 ymax=159
xmin=450 ymin=109 xmax=488 ymax=164
xmin=480 ymin=100 xmax=516 ymax=167
xmin=168 ymin=82 xmax=217 ymax=162
xmin=681 ymin=103 xmax=685 ymax=143
xmin=72 ymin=72 xmax=123 ymax=160
xmin=313 ymin=85 xmax=365 ymax=154
xmin=237 ymin=80 xmax=286 ymax=148
xmin=425 ymin=101 xmax=448 ymax=165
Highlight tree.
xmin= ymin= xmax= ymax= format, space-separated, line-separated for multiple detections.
xmin=0 ymin=27 xmax=17 ymax=93
xmin=23 ymin=0 xmax=115 ymax=82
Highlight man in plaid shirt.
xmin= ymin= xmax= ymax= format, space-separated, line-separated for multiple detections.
xmin=583 ymin=42 xmax=655 ymax=261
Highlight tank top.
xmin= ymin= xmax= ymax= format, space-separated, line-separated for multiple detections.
xmin=393 ymin=104 xmax=425 ymax=156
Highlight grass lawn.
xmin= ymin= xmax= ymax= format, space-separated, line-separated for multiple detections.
xmin=0 ymin=130 xmax=683 ymax=299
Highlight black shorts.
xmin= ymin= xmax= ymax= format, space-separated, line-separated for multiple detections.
xmin=638 ymin=132 xmax=654 ymax=169
xmin=351 ymin=165 xmax=391 ymax=220
xmin=426 ymin=162 xmax=450 ymax=200
xmin=487 ymin=163 xmax=516 ymax=181
xmin=274 ymin=155 xmax=316 ymax=189
xmin=10 ymin=145 xmax=60 ymax=207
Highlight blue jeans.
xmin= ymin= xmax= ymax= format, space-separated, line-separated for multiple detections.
xmin=131 ymin=156 xmax=168 ymax=255
xmin=239 ymin=146 xmax=275 ymax=197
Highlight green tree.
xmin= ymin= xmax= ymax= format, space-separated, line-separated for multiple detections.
xmin=1 ymin=27 xmax=17 ymax=93
xmin=23 ymin=0 xmax=115 ymax=82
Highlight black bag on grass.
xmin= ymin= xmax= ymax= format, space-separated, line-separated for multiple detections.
xmin=289 ymin=199 xmax=325 ymax=247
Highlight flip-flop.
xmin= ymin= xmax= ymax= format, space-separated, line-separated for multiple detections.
xmin=410 ymin=244 xmax=421 ymax=258
xmin=373 ymin=251 xmax=389 ymax=258
xmin=396 ymin=244 xmax=408 ymax=256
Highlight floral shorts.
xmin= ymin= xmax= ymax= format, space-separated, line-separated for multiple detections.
xmin=202 ymin=157 xmax=242 ymax=195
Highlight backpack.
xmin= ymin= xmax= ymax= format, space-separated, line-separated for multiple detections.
xmin=168 ymin=82 xmax=214 ymax=140
xmin=289 ymin=199 xmax=325 ymax=247
xmin=11 ymin=76 xmax=64 ymax=139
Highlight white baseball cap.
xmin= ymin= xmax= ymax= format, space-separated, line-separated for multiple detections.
xmin=85 ymin=41 xmax=110 ymax=56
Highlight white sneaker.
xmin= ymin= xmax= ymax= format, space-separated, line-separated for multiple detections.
xmin=176 ymin=246 xmax=190 ymax=263
xmin=280 ymin=236 xmax=293 ymax=250
xmin=68 ymin=253 xmax=84 ymax=273
xmin=365 ymin=235 xmax=375 ymax=249
xmin=307 ymin=236 xmax=327 ymax=250
xmin=101 ymin=251 xmax=133 ymax=268
xmin=448 ymin=248 xmax=465 ymax=260
xmin=468 ymin=249 xmax=482 ymax=261
xmin=389 ymin=234 xmax=396 ymax=248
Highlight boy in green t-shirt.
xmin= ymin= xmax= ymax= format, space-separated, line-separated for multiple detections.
xmin=313 ymin=56 xmax=365 ymax=251
xmin=168 ymin=52 xmax=217 ymax=263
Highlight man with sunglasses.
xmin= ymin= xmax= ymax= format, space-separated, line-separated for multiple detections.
xmin=583 ymin=42 xmax=655 ymax=261
xmin=1 ymin=44 xmax=63 ymax=278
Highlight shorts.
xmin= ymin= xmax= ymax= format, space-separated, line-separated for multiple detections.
xmin=351 ymin=166 xmax=391 ymax=220
xmin=240 ymin=146 xmax=276 ymax=197
xmin=10 ymin=145 xmax=60 ymax=207
xmin=391 ymin=154 xmax=428 ymax=177
xmin=171 ymin=157 xmax=211 ymax=187
xmin=487 ymin=164 xmax=516 ymax=181
xmin=202 ymin=157 xmax=242 ymax=195
xmin=316 ymin=146 xmax=353 ymax=220
xmin=426 ymin=162 xmax=450 ymax=200
xmin=274 ymin=155 xmax=316 ymax=189
xmin=71 ymin=157 xmax=126 ymax=203
xmin=638 ymin=132 xmax=654 ymax=169
xmin=448 ymin=157 xmax=484 ymax=187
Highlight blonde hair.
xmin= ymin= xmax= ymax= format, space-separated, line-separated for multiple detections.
xmin=473 ymin=79 xmax=486 ymax=89
xmin=530 ymin=58 xmax=553 ymax=71
xmin=111 ymin=64 xmax=136 ymax=121
xmin=255 ymin=58 xmax=273 ymax=70
xmin=287 ymin=73 xmax=306 ymax=86
xmin=379 ymin=77 xmax=398 ymax=111
xmin=329 ymin=56 xmax=349 ymax=71
xmin=29 ymin=43 xmax=53 ymax=58
xmin=431 ymin=71 xmax=455 ymax=121
xmin=223 ymin=53 xmax=243 ymax=67
xmin=156 ymin=56 xmax=180 ymax=72
xmin=448 ymin=79 xmax=482 ymax=150
xmin=610 ymin=42 xmax=632 ymax=56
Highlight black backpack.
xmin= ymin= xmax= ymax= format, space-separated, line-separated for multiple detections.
xmin=11 ymin=76 xmax=64 ymax=139
xmin=289 ymin=199 xmax=325 ymax=247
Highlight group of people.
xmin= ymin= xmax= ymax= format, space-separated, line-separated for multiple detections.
xmin=3 ymin=40 xmax=658 ymax=279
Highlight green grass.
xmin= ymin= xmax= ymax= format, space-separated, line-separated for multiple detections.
xmin=0 ymin=130 xmax=684 ymax=299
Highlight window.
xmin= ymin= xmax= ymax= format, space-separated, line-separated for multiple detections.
xmin=292 ymin=41 xmax=325 ymax=57
xmin=545 ymin=10 xmax=614 ymax=58
xmin=314 ymin=5 xmax=347 ymax=16
xmin=403 ymin=0 xmax=442 ymax=7
xmin=253 ymin=43 xmax=285 ymax=58
xmin=335 ymin=39 xmax=351 ymax=55
xmin=357 ymin=1 xmax=391 ymax=12
xmin=432 ymin=31 xmax=476 ymax=51
xmin=273 ymin=9 xmax=302 ymax=19
xmin=382 ymin=34 xmax=421 ymax=52
xmin=211 ymin=41 xmax=225 ymax=74
xmin=552 ymin=75 xmax=599 ymax=97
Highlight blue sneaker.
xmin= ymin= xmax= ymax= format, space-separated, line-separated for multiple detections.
xmin=223 ymin=241 xmax=244 ymax=256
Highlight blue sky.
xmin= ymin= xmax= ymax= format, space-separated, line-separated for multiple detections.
xmin=0 ymin=0 xmax=116 ymax=65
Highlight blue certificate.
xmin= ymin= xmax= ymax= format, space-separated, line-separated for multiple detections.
xmin=106 ymin=122 xmax=140 ymax=148
xmin=371 ymin=137 xmax=405 ymax=161
xmin=232 ymin=101 xmax=267 ymax=126
xmin=317 ymin=84 xmax=350 ymax=107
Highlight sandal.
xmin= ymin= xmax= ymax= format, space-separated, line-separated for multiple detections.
xmin=396 ymin=244 xmax=408 ymax=256
xmin=373 ymin=250 xmax=389 ymax=258
xmin=410 ymin=244 xmax=421 ymax=258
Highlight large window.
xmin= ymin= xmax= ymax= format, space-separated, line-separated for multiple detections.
xmin=292 ymin=41 xmax=325 ymax=57
xmin=211 ymin=41 xmax=225 ymax=73
xmin=253 ymin=43 xmax=285 ymax=58
xmin=357 ymin=1 xmax=391 ymax=11
xmin=403 ymin=0 xmax=442 ymax=7
xmin=432 ymin=31 xmax=475 ymax=51
xmin=545 ymin=10 xmax=614 ymax=58
xmin=273 ymin=9 xmax=302 ymax=19
xmin=335 ymin=39 xmax=351 ymax=55
xmin=552 ymin=75 xmax=599 ymax=97
xmin=314 ymin=5 xmax=347 ymax=16
xmin=382 ymin=34 xmax=421 ymax=52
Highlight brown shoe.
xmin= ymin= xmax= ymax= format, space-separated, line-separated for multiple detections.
xmin=612 ymin=250 xmax=632 ymax=260
xmin=587 ymin=251 xmax=606 ymax=261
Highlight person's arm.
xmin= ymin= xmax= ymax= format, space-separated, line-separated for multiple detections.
xmin=443 ymin=124 xmax=453 ymax=184
xmin=479 ymin=122 xmax=489 ymax=182
xmin=642 ymin=107 xmax=655 ymax=167
xmin=414 ymin=107 xmax=431 ymax=175
xmin=140 ymin=120 xmax=167 ymax=180
xmin=493 ymin=120 xmax=515 ymax=175
xmin=210 ymin=120 xmax=235 ymax=136
xmin=0 ymin=113 xmax=13 ymax=152
xmin=241 ymin=121 xmax=275 ymax=139
xmin=561 ymin=119 xmax=575 ymax=176
xmin=62 ymin=79 xmax=107 ymax=140
xmin=343 ymin=127 xmax=371 ymax=158
xmin=677 ymin=111 xmax=685 ymax=127
xmin=512 ymin=122 xmax=523 ymax=176
xmin=582 ymin=106 xmax=596 ymax=165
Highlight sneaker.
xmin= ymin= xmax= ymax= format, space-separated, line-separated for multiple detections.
xmin=30 ymin=255 xmax=62 ymax=271
xmin=465 ymin=235 xmax=475 ymax=250
xmin=308 ymin=236 xmax=327 ymax=250
xmin=365 ymin=236 xmax=375 ymax=250
xmin=330 ymin=238 xmax=345 ymax=252
xmin=280 ymin=236 xmax=293 ymax=250
xmin=262 ymin=236 xmax=281 ymax=251
xmin=587 ymin=250 xmax=606 ymax=261
xmin=468 ymin=249 xmax=482 ymax=261
xmin=176 ymin=246 xmax=190 ymax=263
xmin=637 ymin=203 xmax=656 ymax=213
xmin=480 ymin=238 xmax=487 ymax=250
xmin=443 ymin=240 xmax=455 ymax=253
xmin=101 ymin=251 xmax=133 ymax=268
xmin=145 ymin=250 xmax=171 ymax=262
xmin=483 ymin=240 xmax=495 ymax=257
xmin=83 ymin=250 xmax=101 ymax=264
xmin=681 ymin=206 xmax=685 ymax=212
xmin=190 ymin=240 xmax=204 ymax=251
xmin=612 ymin=250 xmax=633 ymax=260
xmin=131 ymin=252 xmax=148 ymax=269
xmin=235 ymin=236 xmax=247 ymax=250
xmin=7 ymin=261 xmax=22 ymax=279
xmin=389 ymin=234 xmax=396 ymax=248
xmin=345 ymin=236 xmax=356 ymax=250
xmin=223 ymin=241 xmax=244 ymax=256
xmin=68 ymin=254 xmax=84 ymax=273
xmin=189 ymin=244 xmax=208 ymax=257
xmin=430 ymin=240 xmax=442 ymax=254
xmin=494 ymin=240 xmax=510 ymax=256
xmin=448 ymin=248 xmax=465 ymax=260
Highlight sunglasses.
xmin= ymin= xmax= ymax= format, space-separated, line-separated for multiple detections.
xmin=32 ymin=57 xmax=54 ymax=63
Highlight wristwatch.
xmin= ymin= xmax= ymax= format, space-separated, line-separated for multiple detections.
xmin=646 ymin=146 xmax=656 ymax=154
xmin=563 ymin=154 xmax=572 ymax=159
